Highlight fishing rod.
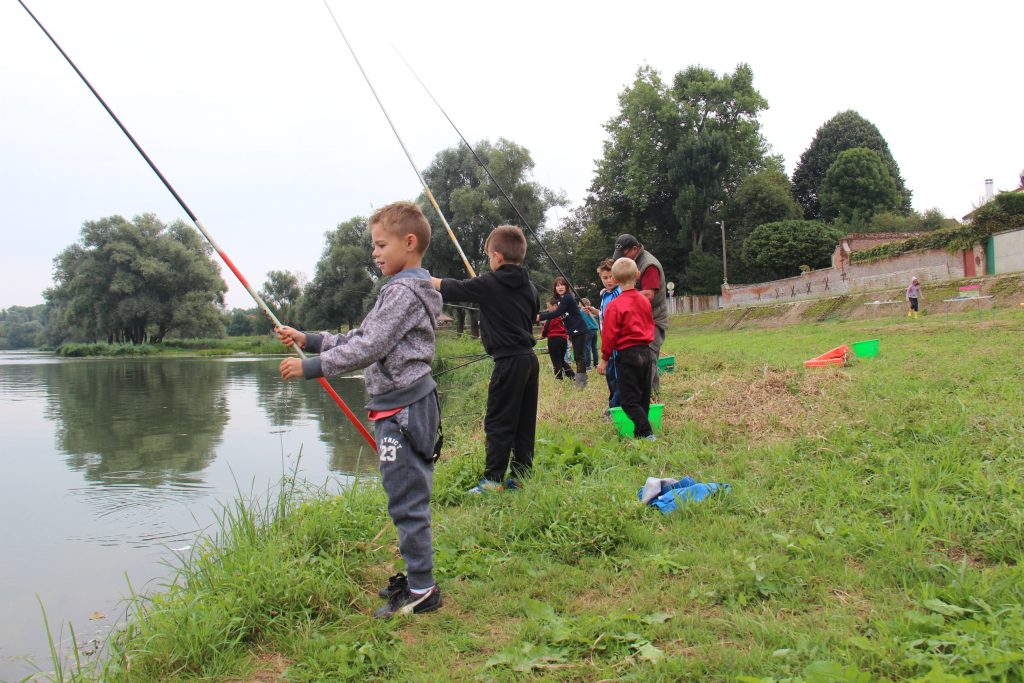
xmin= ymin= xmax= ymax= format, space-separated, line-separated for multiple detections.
xmin=431 ymin=354 xmax=491 ymax=379
xmin=395 ymin=50 xmax=581 ymax=297
xmin=321 ymin=0 xmax=476 ymax=279
xmin=18 ymin=0 xmax=377 ymax=450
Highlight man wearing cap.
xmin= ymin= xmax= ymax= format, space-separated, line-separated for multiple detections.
xmin=611 ymin=234 xmax=668 ymax=393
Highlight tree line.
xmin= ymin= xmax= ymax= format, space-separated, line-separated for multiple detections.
xmin=13 ymin=61 xmax=971 ymax=348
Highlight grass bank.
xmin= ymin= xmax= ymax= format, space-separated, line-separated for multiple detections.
xmin=50 ymin=310 xmax=1024 ymax=681
xmin=55 ymin=336 xmax=285 ymax=358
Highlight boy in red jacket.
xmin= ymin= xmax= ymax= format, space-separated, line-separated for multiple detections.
xmin=597 ymin=258 xmax=656 ymax=440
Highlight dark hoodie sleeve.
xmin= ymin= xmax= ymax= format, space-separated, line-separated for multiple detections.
xmin=538 ymin=294 xmax=574 ymax=321
xmin=438 ymin=274 xmax=494 ymax=304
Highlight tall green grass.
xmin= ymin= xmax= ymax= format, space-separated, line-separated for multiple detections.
xmin=46 ymin=311 xmax=1024 ymax=681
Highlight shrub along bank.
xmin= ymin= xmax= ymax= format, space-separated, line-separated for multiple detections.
xmin=54 ymin=336 xmax=286 ymax=357
xmin=58 ymin=311 xmax=1024 ymax=681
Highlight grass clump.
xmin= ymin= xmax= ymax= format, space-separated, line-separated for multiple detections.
xmin=56 ymin=342 xmax=157 ymax=357
xmin=50 ymin=308 xmax=1024 ymax=681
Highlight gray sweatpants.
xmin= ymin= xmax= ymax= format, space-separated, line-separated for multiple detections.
xmin=373 ymin=391 xmax=439 ymax=590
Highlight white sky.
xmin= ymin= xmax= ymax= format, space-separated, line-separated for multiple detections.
xmin=2 ymin=0 xmax=1021 ymax=310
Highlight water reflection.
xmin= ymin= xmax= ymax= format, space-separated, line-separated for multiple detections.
xmin=46 ymin=359 xmax=228 ymax=486
xmin=247 ymin=361 xmax=377 ymax=473
xmin=0 ymin=353 xmax=373 ymax=681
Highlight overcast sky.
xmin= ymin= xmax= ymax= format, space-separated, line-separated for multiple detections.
xmin=2 ymin=0 xmax=1021 ymax=310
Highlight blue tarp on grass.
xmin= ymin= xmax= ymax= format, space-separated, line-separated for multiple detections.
xmin=638 ymin=476 xmax=730 ymax=514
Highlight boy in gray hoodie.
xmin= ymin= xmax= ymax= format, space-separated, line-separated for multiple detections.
xmin=277 ymin=201 xmax=443 ymax=618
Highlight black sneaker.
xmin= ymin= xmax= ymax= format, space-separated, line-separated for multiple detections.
xmin=373 ymin=585 xmax=442 ymax=619
xmin=378 ymin=572 xmax=408 ymax=598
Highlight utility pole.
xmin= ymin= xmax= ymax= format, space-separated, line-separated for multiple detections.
xmin=718 ymin=220 xmax=728 ymax=285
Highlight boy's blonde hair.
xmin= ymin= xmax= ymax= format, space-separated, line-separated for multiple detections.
xmin=546 ymin=295 xmax=558 ymax=307
xmin=596 ymin=258 xmax=615 ymax=274
xmin=370 ymin=201 xmax=431 ymax=254
xmin=485 ymin=225 xmax=527 ymax=265
xmin=611 ymin=257 xmax=638 ymax=285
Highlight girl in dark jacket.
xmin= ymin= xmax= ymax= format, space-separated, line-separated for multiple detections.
xmin=537 ymin=277 xmax=588 ymax=387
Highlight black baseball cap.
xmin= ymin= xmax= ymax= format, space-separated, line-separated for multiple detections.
xmin=612 ymin=234 xmax=641 ymax=259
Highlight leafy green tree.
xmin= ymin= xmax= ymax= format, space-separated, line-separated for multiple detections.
xmin=419 ymin=138 xmax=566 ymax=280
xmin=683 ymin=248 xmax=724 ymax=294
xmin=741 ymin=220 xmax=844 ymax=280
xmin=589 ymin=63 xmax=777 ymax=288
xmin=865 ymin=211 xmax=922 ymax=233
xmin=819 ymin=148 xmax=901 ymax=226
xmin=712 ymin=170 xmax=803 ymax=285
xmin=0 ymin=320 xmax=42 ymax=349
xmin=968 ymin=191 xmax=1024 ymax=234
xmin=260 ymin=270 xmax=303 ymax=325
xmin=536 ymin=206 xmax=608 ymax=299
xmin=792 ymin=110 xmax=911 ymax=219
xmin=0 ymin=305 xmax=46 ymax=349
xmin=296 ymin=217 xmax=376 ymax=330
xmin=919 ymin=208 xmax=959 ymax=231
xmin=224 ymin=307 xmax=267 ymax=336
xmin=45 ymin=214 xmax=226 ymax=344
xmin=725 ymin=169 xmax=803 ymax=238
xmin=840 ymin=207 xmax=957 ymax=234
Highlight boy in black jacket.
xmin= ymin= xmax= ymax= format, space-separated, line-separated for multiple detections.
xmin=431 ymin=225 xmax=540 ymax=493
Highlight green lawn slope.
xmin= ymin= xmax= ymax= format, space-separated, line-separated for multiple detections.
xmin=58 ymin=304 xmax=1024 ymax=682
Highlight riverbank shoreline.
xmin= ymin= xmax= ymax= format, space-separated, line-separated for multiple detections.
xmin=49 ymin=310 xmax=1024 ymax=681
xmin=53 ymin=336 xmax=286 ymax=358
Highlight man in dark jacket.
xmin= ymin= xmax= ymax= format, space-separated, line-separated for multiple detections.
xmin=432 ymin=225 xmax=540 ymax=493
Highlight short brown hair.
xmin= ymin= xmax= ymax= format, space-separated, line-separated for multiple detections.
xmin=546 ymin=295 xmax=558 ymax=307
xmin=485 ymin=225 xmax=527 ymax=265
xmin=596 ymin=258 xmax=615 ymax=274
xmin=611 ymin=257 xmax=638 ymax=285
xmin=369 ymin=201 xmax=431 ymax=254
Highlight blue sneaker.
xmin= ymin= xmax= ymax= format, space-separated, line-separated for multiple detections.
xmin=643 ymin=434 xmax=657 ymax=442
xmin=502 ymin=478 xmax=525 ymax=491
xmin=467 ymin=479 xmax=503 ymax=495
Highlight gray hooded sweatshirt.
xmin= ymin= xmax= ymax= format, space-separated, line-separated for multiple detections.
xmin=300 ymin=268 xmax=442 ymax=410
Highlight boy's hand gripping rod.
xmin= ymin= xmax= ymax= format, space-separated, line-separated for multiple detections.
xmin=18 ymin=0 xmax=377 ymax=449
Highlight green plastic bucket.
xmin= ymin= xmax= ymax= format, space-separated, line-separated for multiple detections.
xmin=657 ymin=355 xmax=676 ymax=373
xmin=851 ymin=339 xmax=880 ymax=358
xmin=609 ymin=404 xmax=664 ymax=437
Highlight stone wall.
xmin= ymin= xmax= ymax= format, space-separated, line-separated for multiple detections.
xmin=721 ymin=246 xmax=983 ymax=308
xmin=991 ymin=228 xmax=1024 ymax=274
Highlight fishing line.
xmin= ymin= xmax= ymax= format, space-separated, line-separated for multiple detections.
xmin=17 ymin=0 xmax=376 ymax=449
xmin=431 ymin=354 xmax=491 ymax=379
xmin=442 ymin=302 xmax=481 ymax=312
xmin=394 ymin=49 xmax=582 ymax=297
xmin=321 ymin=0 xmax=476 ymax=279
xmin=434 ymin=352 xmax=490 ymax=362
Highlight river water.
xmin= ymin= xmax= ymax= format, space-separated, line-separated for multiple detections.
xmin=0 ymin=351 xmax=373 ymax=681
